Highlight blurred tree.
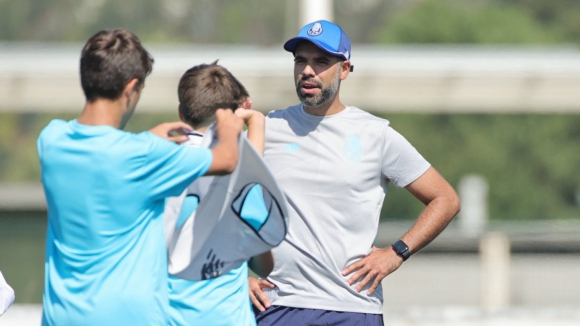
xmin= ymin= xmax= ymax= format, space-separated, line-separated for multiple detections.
xmin=0 ymin=0 xmax=287 ymax=44
xmin=381 ymin=113 xmax=580 ymax=221
xmin=217 ymin=0 xmax=286 ymax=44
xmin=373 ymin=0 xmax=563 ymax=44
xmin=501 ymin=0 xmax=580 ymax=43
xmin=2 ymin=0 xmax=580 ymax=45
xmin=333 ymin=0 xmax=397 ymax=44
xmin=0 ymin=113 xmax=64 ymax=182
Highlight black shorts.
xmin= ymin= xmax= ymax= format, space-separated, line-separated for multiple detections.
xmin=255 ymin=305 xmax=384 ymax=326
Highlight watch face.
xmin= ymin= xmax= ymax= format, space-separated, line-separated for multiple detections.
xmin=392 ymin=240 xmax=410 ymax=260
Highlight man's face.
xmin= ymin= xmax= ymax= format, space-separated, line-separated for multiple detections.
xmin=293 ymin=42 xmax=344 ymax=108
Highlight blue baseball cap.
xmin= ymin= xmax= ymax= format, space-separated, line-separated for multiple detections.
xmin=284 ymin=20 xmax=352 ymax=61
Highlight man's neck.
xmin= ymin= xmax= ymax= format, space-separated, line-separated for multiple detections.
xmin=302 ymin=96 xmax=346 ymax=116
xmin=77 ymin=98 xmax=126 ymax=129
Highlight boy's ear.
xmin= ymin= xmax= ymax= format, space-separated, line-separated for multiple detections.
xmin=178 ymin=104 xmax=185 ymax=122
xmin=240 ymin=98 xmax=252 ymax=110
xmin=124 ymin=78 xmax=140 ymax=97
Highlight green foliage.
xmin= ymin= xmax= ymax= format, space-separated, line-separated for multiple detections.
xmin=373 ymin=0 xmax=563 ymax=44
xmin=502 ymin=0 xmax=580 ymax=43
xmin=3 ymin=0 xmax=580 ymax=45
xmin=0 ymin=0 xmax=287 ymax=44
xmin=2 ymin=112 xmax=578 ymax=221
xmin=217 ymin=0 xmax=287 ymax=44
xmin=380 ymin=113 xmax=580 ymax=221
xmin=0 ymin=113 xmax=74 ymax=182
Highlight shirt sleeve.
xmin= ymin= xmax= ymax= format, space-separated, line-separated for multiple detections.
xmin=381 ymin=126 xmax=431 ymax=188
xmin=141 ymin=132 xmax=213 ymax=200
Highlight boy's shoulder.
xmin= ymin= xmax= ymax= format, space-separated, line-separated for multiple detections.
xmin=38 ymin=119 xmax=67 ymax=137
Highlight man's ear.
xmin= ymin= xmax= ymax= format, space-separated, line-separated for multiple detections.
xmin=340 ymin=61 xmax=351 ymax=80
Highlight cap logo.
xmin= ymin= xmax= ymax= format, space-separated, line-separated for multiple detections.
xmin=307 ymin=22 xmax=323 ymax=36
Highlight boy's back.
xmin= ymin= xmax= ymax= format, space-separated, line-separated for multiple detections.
xmin=166 ymin=61 xmax=273 ymax=326
xmin=39 ymin=119 xmax=212 ymax=325
xmin=169 ymin=263 xmax=254 ymax=326
xmin=167 ymin=133 xmax=256 ymax=326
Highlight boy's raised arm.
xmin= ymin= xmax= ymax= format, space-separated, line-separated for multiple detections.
xmin=235 ymin=99 xmax=265 ymax=155
xmin=206 ymin=109 xmax=244 ymax=175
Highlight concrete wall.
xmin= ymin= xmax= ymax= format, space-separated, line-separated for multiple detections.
xmin=382 ymin=253 xmax=580 ymax=308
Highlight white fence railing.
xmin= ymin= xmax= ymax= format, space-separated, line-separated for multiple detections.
xmin=2 ymin=44 xmax=580 ymax=113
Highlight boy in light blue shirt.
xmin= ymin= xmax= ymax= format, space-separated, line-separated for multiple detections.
xmin=167 ymin=61 xmax=273 ymax=326
xmin=37 ymin=30 xmax=244 ymax=326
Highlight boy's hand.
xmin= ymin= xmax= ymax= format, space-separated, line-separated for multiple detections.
xmin=248 ymin=276 xmax=275 ymax=312
xmin=215 ymin=108 xmax=243 ymax=139
xmin=148 ymin=121 xmax=192 ymax=143
xmin=235 ymin=99 xmax=264 ymax=127
xmin=235 ymin=108 xmax=265 ymax=128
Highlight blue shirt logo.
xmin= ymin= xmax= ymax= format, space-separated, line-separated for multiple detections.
xmin=283 ymin=142 xmax=300 ymax=152
xmin=342 ymin=135 xmax=364 ymax=163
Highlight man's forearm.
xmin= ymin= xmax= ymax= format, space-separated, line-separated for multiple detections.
xmin=399 ymin=193 xmax=460 ymax=255
xmin=397 ymin=167 xmax=461 ymax=255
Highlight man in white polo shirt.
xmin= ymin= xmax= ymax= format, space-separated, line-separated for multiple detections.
xmin=249 ymin=20 xmax=461 ymax=325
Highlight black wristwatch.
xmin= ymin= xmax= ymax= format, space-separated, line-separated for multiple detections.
xmin=392 ymin=240 xmax=411 ymax=261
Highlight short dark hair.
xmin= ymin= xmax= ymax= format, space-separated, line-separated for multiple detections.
xmin=80 ymin=29 xmax=153 ymax=102
xmin=178 ymin=60 xmax=249 ymax=128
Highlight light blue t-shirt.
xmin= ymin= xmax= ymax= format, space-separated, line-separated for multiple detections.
xmin=168 ymin=263 xmax=254 ymax=326
xmin=167 ymin=133 xmax=264 ymax=326
xmin=37 ymin=119 xmax=213 ymax=326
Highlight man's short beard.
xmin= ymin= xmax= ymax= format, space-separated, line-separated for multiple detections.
xmin=296 ymin=68 xmax=340 ymax=108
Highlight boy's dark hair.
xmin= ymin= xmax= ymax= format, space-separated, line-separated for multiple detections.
xmin=80 ymin=29 xmax=153 ymax=102
xmin=178 ymin=60 xmax=249 ymax=129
